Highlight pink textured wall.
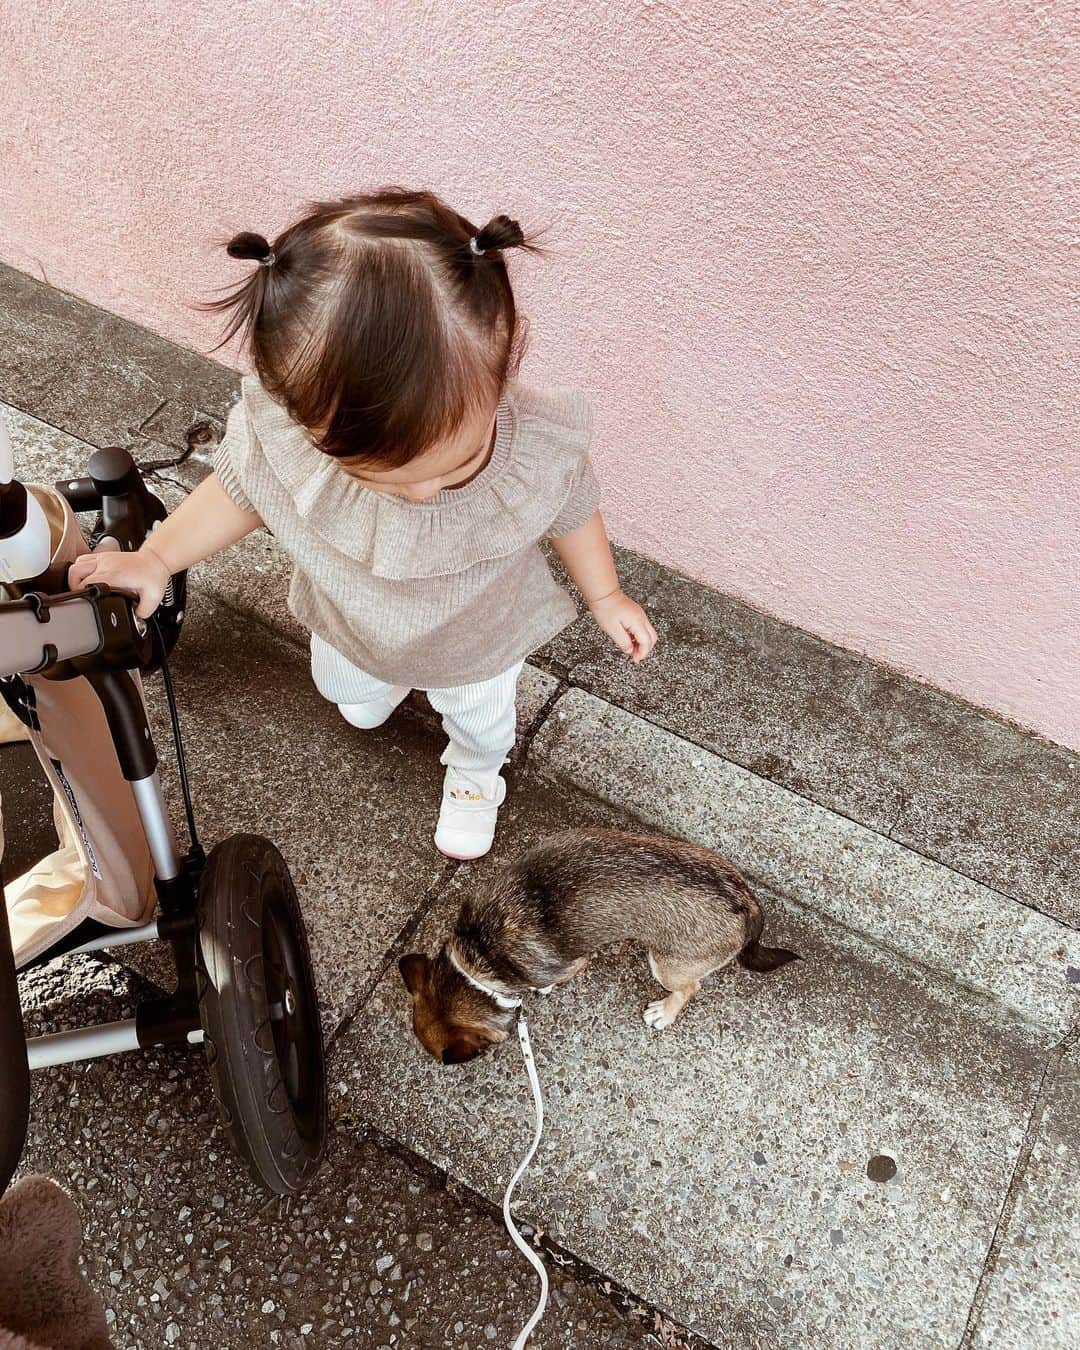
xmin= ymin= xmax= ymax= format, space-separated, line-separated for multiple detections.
xmin=1 ymin=2 xmax=1076 ymax=747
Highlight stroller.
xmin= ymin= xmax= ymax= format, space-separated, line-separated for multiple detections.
xmin=0 ymin=419 xmax=328 ymax=1196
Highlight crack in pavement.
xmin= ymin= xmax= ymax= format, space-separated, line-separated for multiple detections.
xmin=958 ymin=1018 xmax=1080 ymax=1347
xmin=324 ymin=857 xmax=461 ymax=1050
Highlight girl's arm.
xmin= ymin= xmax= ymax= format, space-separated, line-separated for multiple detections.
xmin=551 ymin=510 xmax=658 ymax=663
xmin=68 ymin=471 xmax=262 ymax=617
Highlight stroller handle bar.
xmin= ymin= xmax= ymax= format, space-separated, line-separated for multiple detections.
xmin=0 ymin=591 xmax=106 ymax=678
xmin=57 ymin=446 xmax=168 ymax=553
xmin=2 ymin=446 xmax=186 ymax=678
xmin=0 ymin=586 xmax=150 ymax=683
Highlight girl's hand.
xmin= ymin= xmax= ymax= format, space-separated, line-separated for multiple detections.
xmin=68 ymin=546 xmax=171 ymax=619
xmin=588 ymin=589 xmax=658 ymax=663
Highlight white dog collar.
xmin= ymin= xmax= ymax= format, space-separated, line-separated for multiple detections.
xmin=448 ymin=949 xmax=523 ymax=1011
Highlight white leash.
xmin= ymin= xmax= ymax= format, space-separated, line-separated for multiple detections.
xmin=448 ymin=949 xmax=550 ymax=1347
xmin=503 ymin=1011 xmax=549 ymax=1349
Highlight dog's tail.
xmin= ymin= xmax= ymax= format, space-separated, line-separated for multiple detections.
xmin=737 ymin=906 xmax=800 ymax=973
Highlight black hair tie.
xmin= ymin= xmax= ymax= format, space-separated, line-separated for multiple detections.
xmin=226 ymin=231 xmax=276 ymax=266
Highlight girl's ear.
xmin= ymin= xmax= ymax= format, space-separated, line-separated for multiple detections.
xmin=398 ymin=953 xmax=430 ymax=995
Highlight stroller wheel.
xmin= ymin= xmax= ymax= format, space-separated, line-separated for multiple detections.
xmin=196 ymin=834 xmax=328 ymax=1194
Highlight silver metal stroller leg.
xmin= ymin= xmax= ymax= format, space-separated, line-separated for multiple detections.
xmin=28 ymin=1020 xmax=140 ymax=1069
xmin=130 ymin=772 xmax=181 ymax=880
xmin=27 ymin=1020 xmax=204 ymax=1070
xmin=67 ymin=920 xmax=162 ymax=955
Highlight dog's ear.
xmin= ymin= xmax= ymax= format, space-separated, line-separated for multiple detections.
xmin=398 ymin=953 xmax=430 ymax=996
xmin=441 ymin=1036 xmax=482 ymax=1065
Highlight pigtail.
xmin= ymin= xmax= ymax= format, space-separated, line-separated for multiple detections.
xmin=458 ymin=214 xmax=538 ymax=384
xmin=200 ymin=230 xmax=279 ymax=351
xmin=471 ymin=214 xmax=525 ymax=254
xmin=468 ymin=214 xmax=539 ymax=258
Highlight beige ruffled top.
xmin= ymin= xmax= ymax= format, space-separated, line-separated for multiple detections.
xmin=214 ymin=377 xmax=600 ymax=687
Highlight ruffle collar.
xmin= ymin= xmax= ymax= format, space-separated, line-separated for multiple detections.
xmin=240 ymin=377 xmax=590 ymax=580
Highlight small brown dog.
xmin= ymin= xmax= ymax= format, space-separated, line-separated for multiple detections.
xmin=399 ymin=827 xmax=799 ymax=1064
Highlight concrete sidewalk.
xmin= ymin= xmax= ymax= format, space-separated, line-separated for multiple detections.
xmin=2 ymin=271 xmax=1078 ymax=1348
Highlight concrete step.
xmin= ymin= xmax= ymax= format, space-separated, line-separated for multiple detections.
xmin=540 ymin=549 xmax=1080 ymax=930
xmin=529 ymin=688 xmax=1080 ymax=1040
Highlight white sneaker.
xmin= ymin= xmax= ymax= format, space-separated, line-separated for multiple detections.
xmin=434 ymin=768 xmax=506 ymax=860
xmin=337 ymin=686 xmax=410 ymax=730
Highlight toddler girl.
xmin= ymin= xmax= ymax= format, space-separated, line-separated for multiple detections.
xmin=71 ymin=190 xmax=656 ymax=858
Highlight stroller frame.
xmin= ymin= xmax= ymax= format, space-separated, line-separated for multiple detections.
xmin=1 ymin=586 xmax=209 ymax=1183
xmin=1 ymin=450 xmax=327 ymax=1198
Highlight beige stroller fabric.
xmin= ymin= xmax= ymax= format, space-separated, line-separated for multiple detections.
xmin=1 ymin=487 xmax=156 ymax=969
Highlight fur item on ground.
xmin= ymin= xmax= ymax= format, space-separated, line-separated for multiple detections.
xmin=400 ymin=826 xmax=800 ymax=1063
xmin=0 ymin=1176 xmax=111 ymax=1350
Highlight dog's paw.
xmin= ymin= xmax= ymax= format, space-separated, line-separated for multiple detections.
xmin=643 ymin=997 xmax=678 ymax=1030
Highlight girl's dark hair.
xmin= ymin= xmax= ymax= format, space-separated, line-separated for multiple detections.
xmin=205 ymin=189 xmax=538 ymax=465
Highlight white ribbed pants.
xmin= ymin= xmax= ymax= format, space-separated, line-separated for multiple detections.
xmin=311 ymin=634 xmax=523 ymax=794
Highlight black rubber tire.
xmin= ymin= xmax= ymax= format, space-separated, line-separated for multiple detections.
xmin=196 ymin=834 xmax=327 ymax=1194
